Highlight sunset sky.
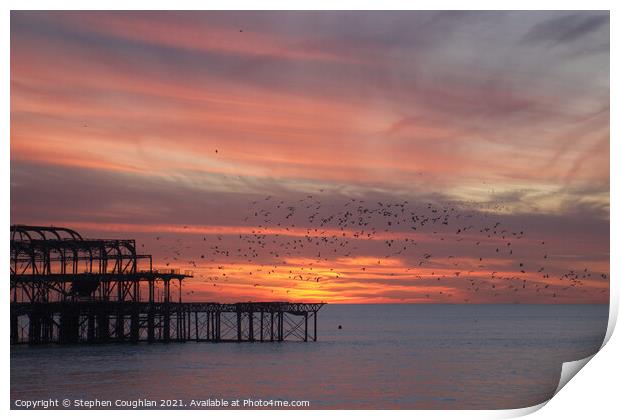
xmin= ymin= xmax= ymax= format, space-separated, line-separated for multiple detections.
xmin=10 ymin=11 xmax=609 ymax=303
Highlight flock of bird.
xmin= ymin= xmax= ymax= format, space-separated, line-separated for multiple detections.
xmin=149 ymin=193 xmax=608 ymax=302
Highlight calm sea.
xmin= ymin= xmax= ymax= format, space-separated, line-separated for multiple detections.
xmin=10 ymin=304 xmax=608 ymax=409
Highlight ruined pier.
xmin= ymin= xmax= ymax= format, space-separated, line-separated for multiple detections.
xmin=10 ymin=225 xmax=324 ymax=345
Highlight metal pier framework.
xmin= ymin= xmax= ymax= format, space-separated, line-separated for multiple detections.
xmin=10 ymin=225 xmax=324 ymax=345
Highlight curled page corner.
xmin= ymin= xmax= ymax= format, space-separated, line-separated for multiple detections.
xmin=554 ymin=299 xmax=619 ymax=399
xmin=548 ymin=301 xmax=619 ymax=399
xmin=498 ymin=401 xmax=548 ymax=418
xmin=602 ymin=295 xmax=618 ymax=347
xmin=553 ymin=355 xmax=595 ymax=397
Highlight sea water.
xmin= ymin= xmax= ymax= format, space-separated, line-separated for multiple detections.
xmin=10 ymin=304 xmax=608 ymax=409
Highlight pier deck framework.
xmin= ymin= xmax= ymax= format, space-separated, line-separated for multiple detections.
xmin=10 ymin=225 xmax=324 ymax=345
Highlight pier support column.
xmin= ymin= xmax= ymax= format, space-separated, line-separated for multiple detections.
xmin=249 ymin=311 xmax=254 ymax=342
xmin=148 ymin=280 xmax=154 ymax=302
xmin=211 ymin=311 xmax=216 ymax=341
xmin=216 ymin=311 xmax=221 ymax=342
xmin=278 ymin=311 xmax=284 ymax=342
xmin=163 ymin=279 xmax=171 ymax=343
xmin=163 ymin=307 xmax=170 ymax=343
xmin=59 ymin=305 xmax=80 ymax=344
xmin=270 ymin=312 xmax=274 ymax=341
xmin=11 ymin=312 xmax=18 ymax=344
xmin=179 ymin=309 xmax=184 ymax=341
xmin=147 ymin=307 xmax=155 ymax=342
xmin=304 ymin=312 xmax=308 ymax=342
xmin=116 ymin=312 xmax=125 ymax=342
xmin=147 ymin=280 xmax=155 ymax=343
xmin=28 ymin=313 xmax=41 ymax=345
xmin=175 ymin=309 xmax=181 ymax=341
xmin=194 ymin=311 xmax=199 ymax=341
xmin=97 ymin=312 xmax=110 ymax=342
xmin=42 ymin=313 xmax=53 ymax=344
xmin=187 ymin=308 xmax=191 ymax=340
xmin=184 ymin=308 xmax=189 ymax=341
xmin=87 ymin=313 xmax=96 ymax=343
xmin=130 ymin=305 xmax=140 ymax=343
xmin=206 ymin=311 xmax=211 ymax=341
xmin=313 ymin=311 xmax=317 ymax=341
xmin=237 ymin=310 xmax=242 ymax=342
xmin=163 ymin=279 xmax=170 ymax=303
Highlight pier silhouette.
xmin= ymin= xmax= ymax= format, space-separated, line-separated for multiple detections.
xmin=10 ymin=225 xmax=324 ymax=345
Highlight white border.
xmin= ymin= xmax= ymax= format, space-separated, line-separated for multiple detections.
xmin=2 ymin=2 xmax=616 ymax=419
